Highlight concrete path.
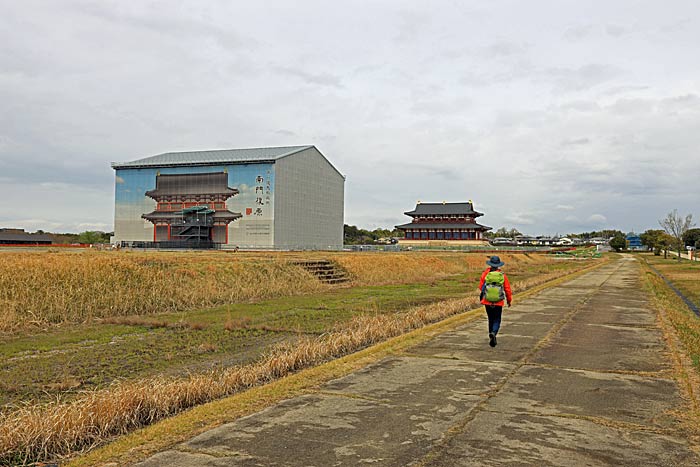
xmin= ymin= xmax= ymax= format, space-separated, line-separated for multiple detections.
xmin=135 ymin=257 xmax=700 ymax=466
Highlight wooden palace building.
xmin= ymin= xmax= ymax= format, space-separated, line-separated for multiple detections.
xmin=395 ymin=201 xmax=491 ymax=245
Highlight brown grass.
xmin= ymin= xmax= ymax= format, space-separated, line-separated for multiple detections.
xmin=333 ymin=251 xmax=556 ymax=285
xmin=197 ymin=343 xmax=218 ymax=353
xmin=334 ymin=253 xmax=466 ymax=284
xmin=187 ymin=322 xmax=207 ymax=331
xmin=0 ymin=251 xmax=325 ymax=333
xmin=0 ymin=261 xmax=595 ymax=466
xmin=43 ymin=378 xmax=82 ymax=393
xmin=224 ymin=316 xmax=252 ymax=331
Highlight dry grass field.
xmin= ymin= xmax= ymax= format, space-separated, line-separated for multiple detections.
xmin=0 ymin=248 xmax=602 ymax=466
xmin=0 ymin=249 xmax=561 ymax=333
xmin=0 ymin=251 xmax=325 ymax=332
xmin=640 ymin=253 xmax=700 ymax=433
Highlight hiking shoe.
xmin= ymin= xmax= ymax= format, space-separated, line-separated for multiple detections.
xmin=489 ymin=332 xmax=496 ymax=347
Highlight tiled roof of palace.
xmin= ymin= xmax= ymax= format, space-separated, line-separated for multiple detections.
xmin=145 ymin=172 xmax=238 ymax=197
xmin=0 ymin=231 xmax=53 ymax=243
xmin=404 ymin=202 xmax=483 ymax=217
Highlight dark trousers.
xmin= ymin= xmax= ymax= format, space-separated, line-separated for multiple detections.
xmin=485 ymin=305 xmax=503 ymax=335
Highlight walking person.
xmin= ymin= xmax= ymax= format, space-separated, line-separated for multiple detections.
xmin=478 ymin=255 xmax=512 ymax=347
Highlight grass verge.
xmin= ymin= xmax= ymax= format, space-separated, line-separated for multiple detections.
xmin=639 ymin=255 xmax=700 ymax=436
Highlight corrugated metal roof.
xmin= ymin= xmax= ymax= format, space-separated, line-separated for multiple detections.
xmin=112 ymin=145 xmax=314 ymax=169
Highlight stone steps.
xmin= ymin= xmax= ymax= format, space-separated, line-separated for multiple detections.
xmin=292 ymin=260 xmax=350 ymax=284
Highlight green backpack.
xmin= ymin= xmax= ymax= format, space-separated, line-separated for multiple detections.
xmin=483 ymin=271 xmax=505 ymax=303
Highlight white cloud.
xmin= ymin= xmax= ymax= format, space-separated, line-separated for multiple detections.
xmin=588 ymin=214 xmax=607 ymax=224
xmin=560 ymin=138 xmax=590 ymax=146
xmin=504 ymin=212 xmax=536 ymax=226
xmin=273 ymin=66 xmax=343 ymax=88
xmin=563 ymin=24 xmax=593 ymax=42
xmin=545 ymin=64 xmax=623 ymax=92
xmin=605 ymin=24 xmax=628 ymax=37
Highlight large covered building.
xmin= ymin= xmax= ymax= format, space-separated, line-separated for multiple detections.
xmin=396 ymin=201 xmax=491 ymax=245
xmin=112 ymin=146 xmax=345 ymax=249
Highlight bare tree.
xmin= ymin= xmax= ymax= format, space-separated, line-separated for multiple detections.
xmin=659 ymin=209 xmax=695 ymax=260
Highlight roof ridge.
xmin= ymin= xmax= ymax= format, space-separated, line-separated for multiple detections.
xmin=153 ymin=145 xmax=312 ymax=156
xmin=417 ymin=201 xmax=471 ymax=204
xmin=111 ymin=145 xmax=320 ymax=169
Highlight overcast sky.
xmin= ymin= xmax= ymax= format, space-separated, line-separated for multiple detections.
xmin=1 ymin=0 xmax=699 ymax=235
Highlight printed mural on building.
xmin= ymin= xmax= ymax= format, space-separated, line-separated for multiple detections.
xmin=114 ymin=164 xmax=275 ymax=246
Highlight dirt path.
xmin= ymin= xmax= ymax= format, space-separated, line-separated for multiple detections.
xmin=133 ymin=257 xmax=700 ymax=466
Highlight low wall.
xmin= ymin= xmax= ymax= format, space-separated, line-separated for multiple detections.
xmin=397 ymin=240 xmax=489 ymax=247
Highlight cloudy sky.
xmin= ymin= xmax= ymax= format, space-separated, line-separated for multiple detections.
xmin=1 ymin=0 xmax=699 ymax=235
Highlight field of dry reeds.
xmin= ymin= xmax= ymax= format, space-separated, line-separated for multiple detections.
xmin=0 ymin=249 xmax=601 ymax=466
xmin=0 ymin=251 xmax=326 ymax=333
xmin=0 ymin=250 xmax=557 ymax=333
xmin=334 ymin=251 xmax=557 ymax=285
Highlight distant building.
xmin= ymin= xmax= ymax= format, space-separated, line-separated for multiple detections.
xmin=514 ymin=235 xmax=537 ymax=246
xmin=626 ymin=233 xmax=643 ymax=250
xmin=536 ymin=236 xmax=557 ymax=246
xmin=112 ymin=146 xmax=345 ymax=249
xmin=395 ymin=201 xmax=491 ymax=245
xmin=0 ymin=228 xmax=53 ymax=245
xmin=490 ymin=237 xmax=512 ymax=245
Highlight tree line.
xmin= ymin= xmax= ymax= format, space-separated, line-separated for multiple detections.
xmin=343 ymin=225 xmax=402 ymax=245
xmin=32 ymin=230 xmax=113 ymax=244
xmin=636 ymin=210 xmax=697 ymax=258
